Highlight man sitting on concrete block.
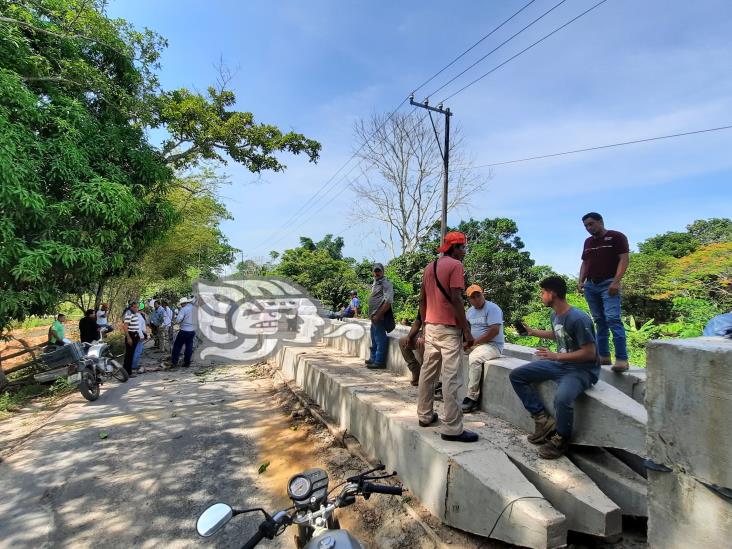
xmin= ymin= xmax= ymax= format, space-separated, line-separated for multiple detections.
xmin=399 ymin=313 xmax=443 ymax=398
xmin=510 ymin=276 xmax=600 ymax=459
xmin=462 ymin=284 xmax=504 ymax=413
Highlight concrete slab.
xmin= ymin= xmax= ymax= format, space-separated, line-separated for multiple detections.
xmin=348 ymin=389 xmax=568 ymax=548
xmin=569 ymin=447 xmax=648 ymax=517
xmin=480 ymin=357 xmax=647 ymax=455
xmin=648 ymin=469 xmax=732 ymax=549
xmin=646 ymin=337 xmax=732 ymax=487
xmin=274 ymin=344 xmax=640 ymax=546
xmin=473 ymin=416 xmax=622 ymax=537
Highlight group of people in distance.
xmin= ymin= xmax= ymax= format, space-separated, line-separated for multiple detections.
xmin=46 ymin=297 xmax=198 ymax=379
xmin=120 ymin=297 xmax=197 ymax=377
xmin=363 ymin=212 xmax=630 ymax=460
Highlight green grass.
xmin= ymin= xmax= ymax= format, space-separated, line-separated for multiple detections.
xmin=0 ymin=378 xmax=76 ymax=419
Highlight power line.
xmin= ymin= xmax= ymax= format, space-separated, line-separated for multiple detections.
xmin=425 ymin=0 xmax=569 ymax=100
xmin=462 ymin=124 xmax=732 ymax=169
xmin=410 ymin=0 xmax=540 ymax=96
xmin=440 ymin=0 xmax=611 ymax=103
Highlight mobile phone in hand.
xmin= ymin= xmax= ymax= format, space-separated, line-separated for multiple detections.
xmin=513 ymin=320 xmax=528 ymax=336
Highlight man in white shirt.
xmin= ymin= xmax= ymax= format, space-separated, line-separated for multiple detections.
xmin=462 ymin=284 xmax=504 ymax=413
xmin=171 ymin=297 xmax=196 ymax=368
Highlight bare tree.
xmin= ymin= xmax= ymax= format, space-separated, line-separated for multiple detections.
xmin=351 ymin=112 xmax=489 ymax=256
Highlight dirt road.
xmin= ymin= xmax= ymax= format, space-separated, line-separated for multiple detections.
xmin=0 ymin=359 xmax=441 ymax=549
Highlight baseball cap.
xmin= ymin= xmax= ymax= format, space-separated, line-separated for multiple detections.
xmin=437 ymin=231 xmax=467 ymax=253
xmin=466 ymin=284 xmax=483 ymax=297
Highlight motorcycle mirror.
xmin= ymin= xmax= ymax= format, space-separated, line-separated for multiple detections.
xmin=196 ymin=503 xmax=233 ymax=537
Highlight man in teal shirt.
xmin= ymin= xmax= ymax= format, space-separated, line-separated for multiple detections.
xmin=48 ymin=314 xmax=67 ymax=345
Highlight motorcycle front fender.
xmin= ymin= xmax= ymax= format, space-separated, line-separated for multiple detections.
xmin=304 ymin=530 xmax=364 ymax=549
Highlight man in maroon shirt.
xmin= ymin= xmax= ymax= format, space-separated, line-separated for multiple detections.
xmin=416 ymin=231 xmax=477 ymax=443
xmin=578 ymin=212 xmax=630 ymax=372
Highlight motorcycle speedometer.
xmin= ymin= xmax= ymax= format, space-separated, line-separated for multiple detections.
xmin=288 ymin=475 xmax=312 ymax=500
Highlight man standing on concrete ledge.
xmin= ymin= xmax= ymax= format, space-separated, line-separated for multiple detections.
xmin=365 ymin=263 xmax=393 ymax=369
xmin=462 ymin=285 xmax=504 ymax=413
xmin=510 ymin=276 xmax=600 ymax=459
xmin=578 ymin=212 xmax=630 ymax=372
xmin=417 ymin=231 xmax=477 ymax=443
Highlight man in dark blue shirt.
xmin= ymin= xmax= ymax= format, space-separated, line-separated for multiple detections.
xmin=510 ymin=276 xmax=600 ymax=459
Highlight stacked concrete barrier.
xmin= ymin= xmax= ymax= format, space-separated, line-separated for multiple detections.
xmin=263 ymin=319 xmax=663 ymax=546
xmin=645 ymin=337 xmax=732 ymax=548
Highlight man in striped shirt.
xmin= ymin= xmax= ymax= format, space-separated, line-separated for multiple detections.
xmin=122 ymin=302 xmax=141 ymax=376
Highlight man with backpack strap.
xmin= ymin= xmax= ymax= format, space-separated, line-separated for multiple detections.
xmin=416 ymin=231 xmax=477 ymax=443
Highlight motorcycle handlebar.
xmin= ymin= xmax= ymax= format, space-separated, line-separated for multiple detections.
xmin=362 ymin=482 xmax=403 ymax=496
xmin=240 ymin=529 xmax=264 ymax=549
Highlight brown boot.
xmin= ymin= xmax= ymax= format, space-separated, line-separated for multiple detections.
xmin=611 ymin=359 xmax=629 ymax=372
xmin=527 ymin=411 xmax=556 ymax=445
xmin=539 ymin=433 xmax=569 ymax=459
xmin=599 ymin=356 xmax=612 ymax=366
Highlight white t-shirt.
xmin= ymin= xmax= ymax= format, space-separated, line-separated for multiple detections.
xmin=162 ymin=306 xmax=173 ymax=327
xmin=96 ymin=309 xmax=108 ymax=327
xmin=137 ymin=312 xmax=147 ymax=338
xmin=466 ymin=300 xmax=504 ymax=352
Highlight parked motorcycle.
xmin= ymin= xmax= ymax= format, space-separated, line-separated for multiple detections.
xmin=196 ymin=464 xmax=402 ymax=549
xmin=42 ymin=332 xmax=128 ymax=401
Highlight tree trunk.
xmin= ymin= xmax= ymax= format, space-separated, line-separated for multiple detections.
xmin=94 ymin=280 xmax=106 ymax=310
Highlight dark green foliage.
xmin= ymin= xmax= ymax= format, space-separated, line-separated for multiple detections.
xmin=638 ymin=231 xmax=698 ymax=258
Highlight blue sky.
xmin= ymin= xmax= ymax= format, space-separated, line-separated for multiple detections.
xmin=108 ymin=0 xmax=732 ymax=275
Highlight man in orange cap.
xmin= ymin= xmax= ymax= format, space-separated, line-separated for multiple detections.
xmin=462 ymin=284 xmax=504 ymax=413
xmin=416 ymin=231 xmax=478 ymax=443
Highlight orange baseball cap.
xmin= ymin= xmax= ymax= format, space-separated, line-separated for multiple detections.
xmin=437 ymin=231 xmax=467 ymax=253
xmin=465 ymin=284 xmax=483 ymax=296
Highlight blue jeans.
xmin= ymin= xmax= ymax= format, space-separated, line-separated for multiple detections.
xmin=369 ymin=321 xmax=388 ymax=365
xmin=584 ymin=279 xmax=628 ymax=361
xmin=509 ymin=360 xmax=597 ymax=438
xmin=172 ymin=330 xmax=196 ymax=366
xmin=131 ymin=340 xmax=144 ymax=370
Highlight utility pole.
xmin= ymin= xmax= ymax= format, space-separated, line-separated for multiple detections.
xmin=410 ymin=95 xmax=452 ymax=242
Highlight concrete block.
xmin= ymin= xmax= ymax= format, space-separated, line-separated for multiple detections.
xmin=278 ymin=345 xmax=570 ymax=548
xmin=569 ymin=447 xmax=647 ymax=517
xmin=648 ymin=469 xmax=732 ymax=549
xmin=475 ymin=417 xmax=622 ymax=537
xmin=351 ymin=390 xmax=568 ymax=548
xmin=481 ymin=357 xmax=647 ymax=455
xmin=447 ymin=447 xmax=567 ymax=548
xmin=646 ymin=337 xmax=732 ymax=487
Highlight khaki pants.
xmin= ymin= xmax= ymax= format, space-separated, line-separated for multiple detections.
xmin=417 ymin=324 xmax=464 ymax=436
xmin=466 ymin=343 xmax=502 ymax=401
xmin=159 ymin=325 xmax=171 ymax=353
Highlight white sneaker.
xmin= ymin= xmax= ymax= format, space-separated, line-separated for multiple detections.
xmin=138 ymin=366 xmax=146 ymax=374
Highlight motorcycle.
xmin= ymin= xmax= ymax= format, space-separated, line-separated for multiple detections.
xmin=196 ymin=464 xmax=403 ymax=549
xmin=42 ymin=331 xmax=128 ymax=401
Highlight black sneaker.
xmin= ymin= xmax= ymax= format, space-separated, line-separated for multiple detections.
xmin=418 ymin=411 xmax=438 ymax=427
xmin=364 ymin=359 xmax=374 ymax=365
xmin=366 ymin=363 xmax=386 ymax=370
xmin=461 ymin=397 xmax=479 ymax=413
xmin=441 ymin=430 xmax=479 ymax=443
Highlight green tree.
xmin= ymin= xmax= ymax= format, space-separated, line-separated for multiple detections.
xmin=638 ymin=231 xmax=698 ymax=258
xmin=658 ymin=242 xmax=732 ymax=309
xmin=686 ymin=217 xmax=732 ymax=245
xmin=0 ymin=0 xmax=321 ymax=330
xmin=273 ymin=237 xmax=361 ymax=311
